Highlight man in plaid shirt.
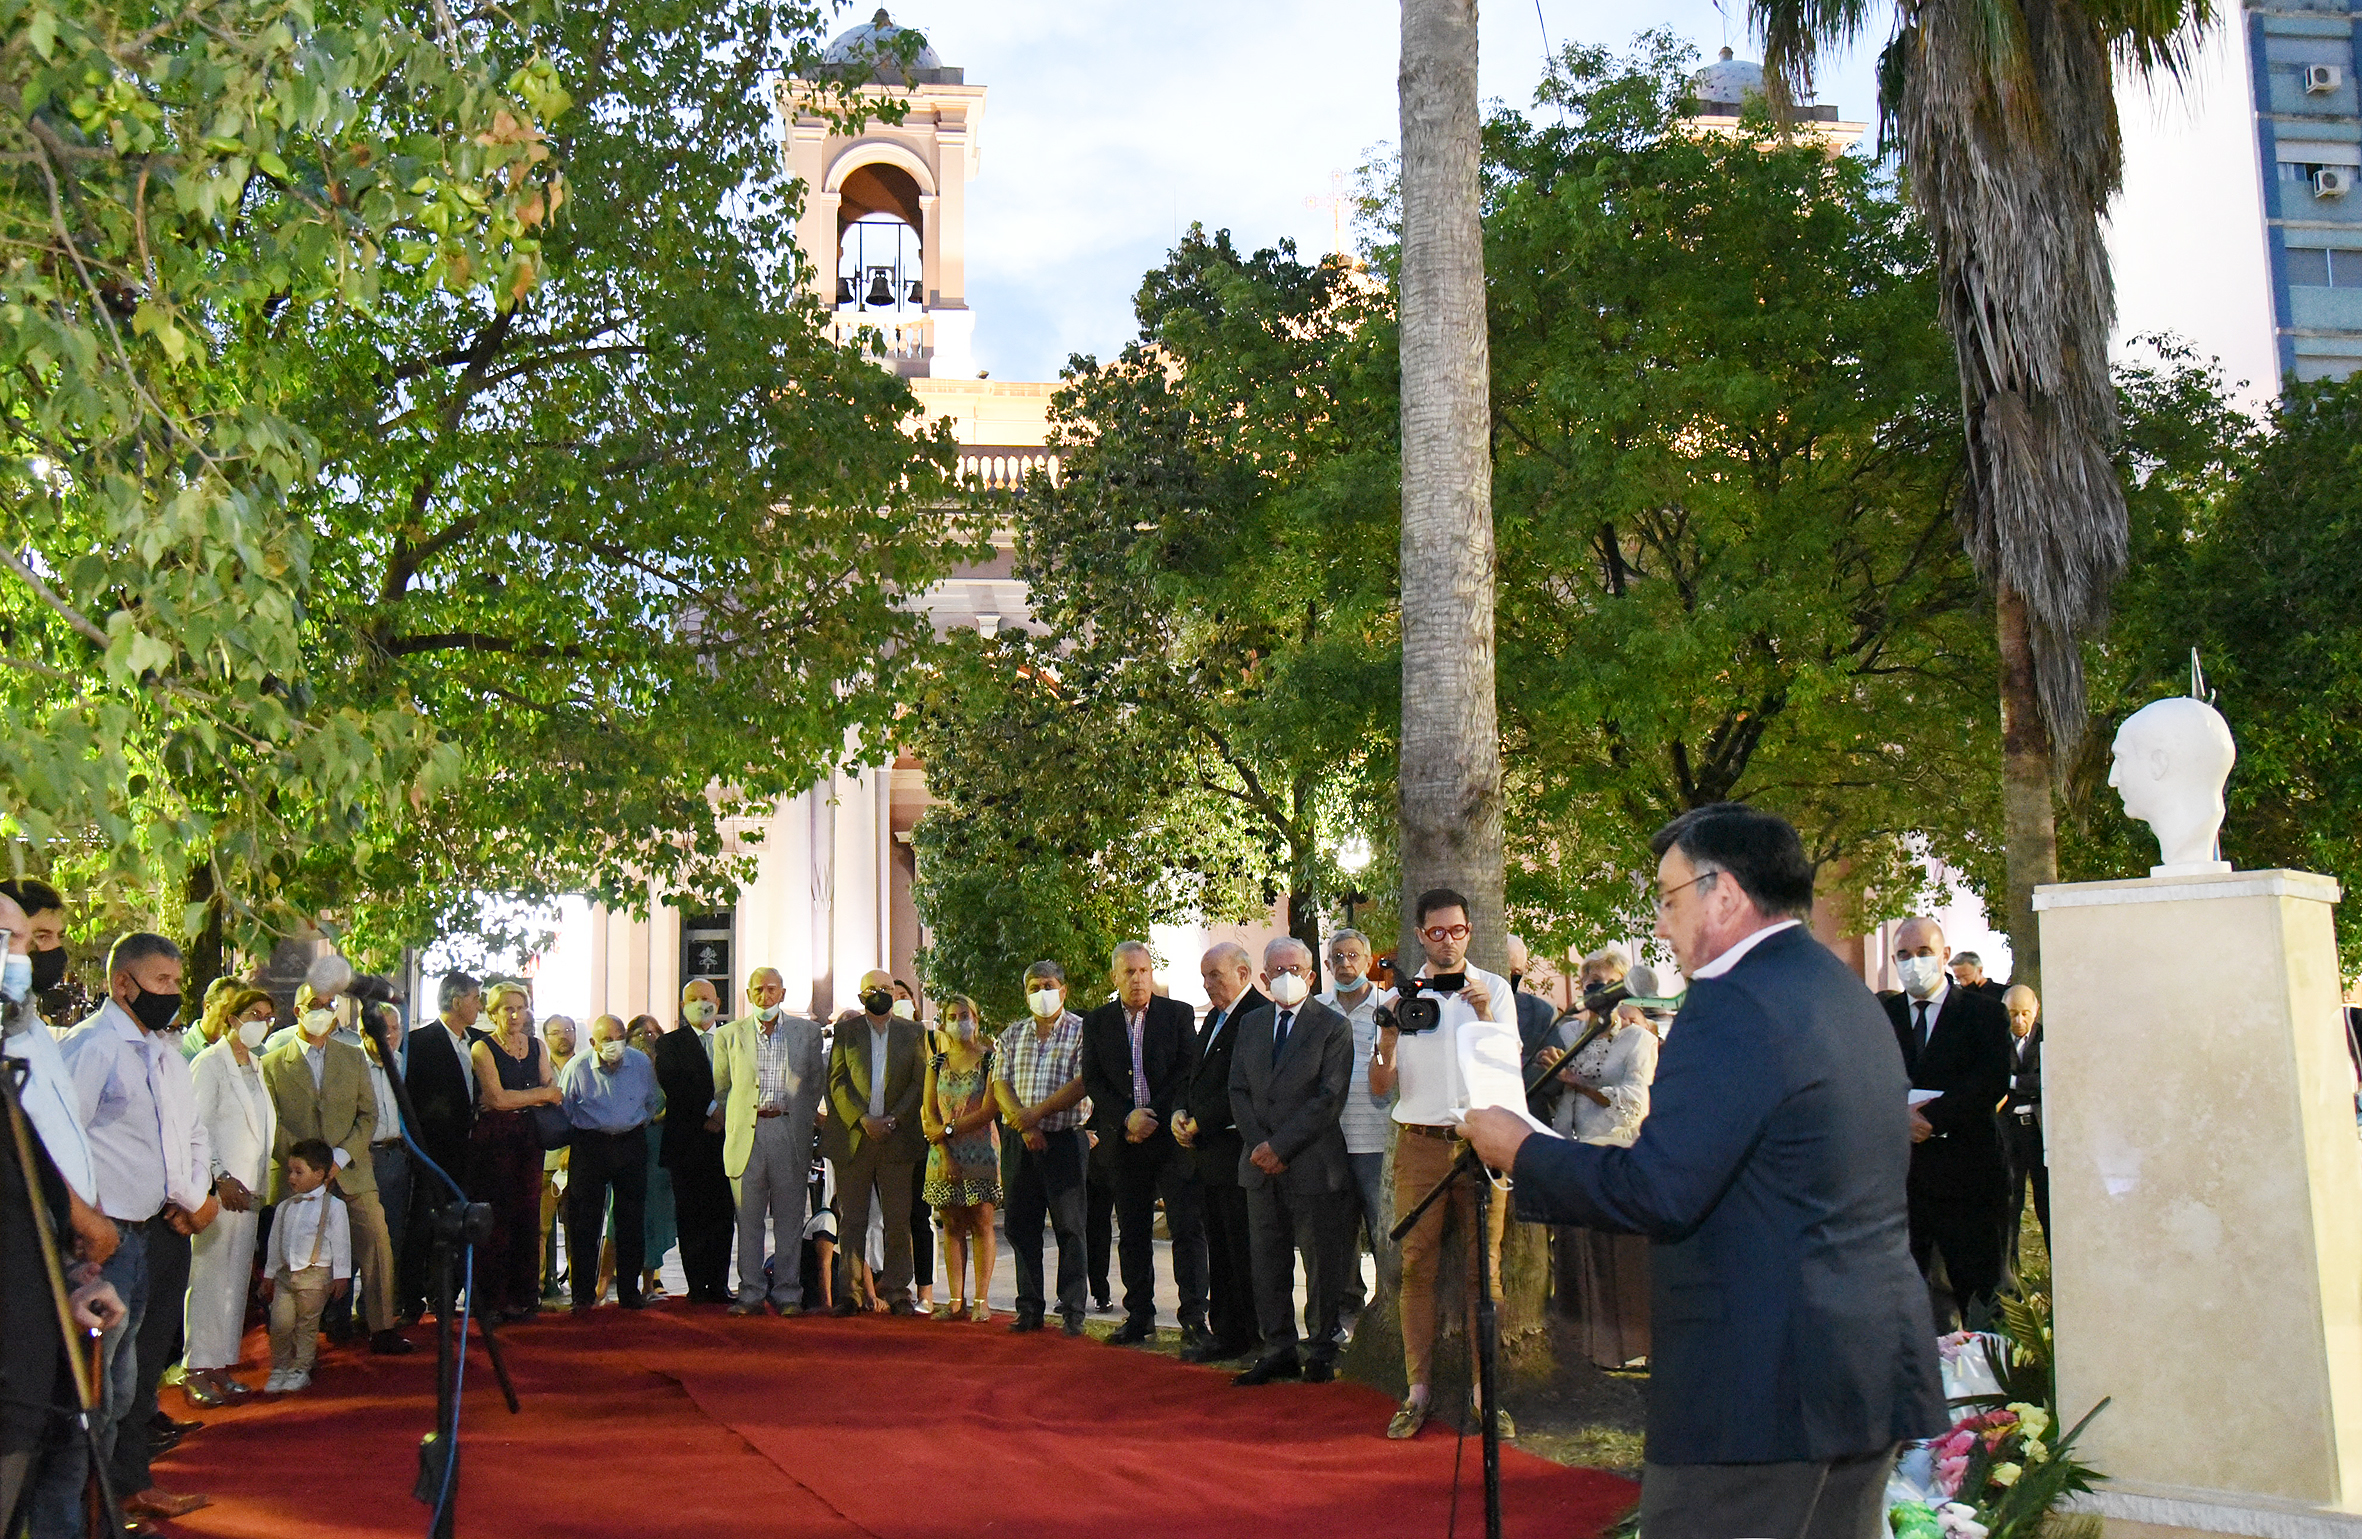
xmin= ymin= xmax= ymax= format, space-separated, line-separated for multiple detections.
xmin=992 ymin=960 xmax=1091 ymax=1336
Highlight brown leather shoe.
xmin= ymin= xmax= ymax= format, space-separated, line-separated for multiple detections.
xmin=122 ymin=1490 xmax=211 ymax=1520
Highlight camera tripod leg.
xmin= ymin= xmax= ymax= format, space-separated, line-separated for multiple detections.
xmin=470 ymin=1298 xmax=520 ymax=1415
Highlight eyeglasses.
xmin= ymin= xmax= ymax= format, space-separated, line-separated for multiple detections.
xmin=1653 ymin=870 xmax=1720 ymax=914
xmin=1419 ymin=923 xmax=1471 ymax=943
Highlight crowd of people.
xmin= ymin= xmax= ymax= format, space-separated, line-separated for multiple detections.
xmin=0 ymin=824 xmax=2055 ymax=1539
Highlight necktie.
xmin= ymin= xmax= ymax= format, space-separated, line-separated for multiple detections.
xmin=1128 ymin=1010 xmax=1149 ymax=1106
xmin=1272 ymin=1009 xmax=1293 ymax=1065
xmin=1913 ymin=1000 xmax=1931 ymax=1057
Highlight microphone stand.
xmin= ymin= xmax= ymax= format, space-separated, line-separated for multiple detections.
xmin=363 ymin=1012 xmax=519 ymax=1539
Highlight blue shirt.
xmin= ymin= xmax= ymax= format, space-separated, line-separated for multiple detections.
xmin=560 ymin=1046 xmax=661 ymax=1134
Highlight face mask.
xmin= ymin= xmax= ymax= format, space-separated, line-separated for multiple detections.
xmin=1896 ymin=956 xmax=1945 ymax=996
xmin=597 ymin=1039 xmax=625 ymax=1066
xmin=1331 ymin=967 xmax=1364 ymax=992
xmin=1268 ymin=972 xmax=1310 ymax=1007
xmin=0 ymin=953 xmax=29 ymax=1005
xmin=891 ymin=998 xmax=915 ymax=1019
xmin=128 ymin=988 xmax=182 ymax=1033
xmin=1026 ymin=988 xmax=1062 ymax=1019
xmin=859 ymin=989 xmax=895 ymax=1017
xmin=685 ymin=1000 xmax=717 ymax=1026
xmin=757 ymin=1003 xmax=783 ymax=1023
xmin=237 ymin=1017 xmax=271 ymax=1049
xmin=949 ymin=1016 xmax=978 ymax=1042
xmin=29 ymin=945 xmax=65 ymax=993
xmin=300 ymin=1007 xmax=337 ymax=1039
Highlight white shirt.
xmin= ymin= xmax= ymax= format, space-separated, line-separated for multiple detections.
xmin=866 ymin=1023 xmax=890 ymax=1118
xmin=1390 ymin=963 xmax=1525 ymax=1129
xmin=58 ymin=1000 xmax=213 ymax=1220
xmin=1902 ymin=977 xmax=1950 ymax=1053
xmin=442 ymin=1022 xmax=477 ymax=1101
xmin=4 ymin=999 xmax=95 ymax=1204
xmin=1322 ymin=983 xmax=1398 ymax=1155
xmin=366 ymin=1049 xmax=403 ymax=1141
xmin=268 ymin=1186 xmax=352 ymax=1280
xmin=1687 ymin=918 xmax=1803 ymax=979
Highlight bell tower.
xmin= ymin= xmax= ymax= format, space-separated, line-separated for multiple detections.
xmin=780 ymin=10 xmax=983 ymax=379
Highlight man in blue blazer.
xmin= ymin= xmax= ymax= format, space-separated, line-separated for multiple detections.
xmin=1468 ymin=804 xmax=1944 ymax=1539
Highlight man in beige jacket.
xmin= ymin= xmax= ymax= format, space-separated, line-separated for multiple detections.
xmin=709 ymin=966 xmax=825 ymax=1316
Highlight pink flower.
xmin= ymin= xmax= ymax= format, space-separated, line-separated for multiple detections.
xmin=1936 ymin=1454 xmax=1970 ymax=1496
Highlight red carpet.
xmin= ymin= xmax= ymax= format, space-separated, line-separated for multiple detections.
xmin=156 ymin=1310 xmax=1636 ymax=1539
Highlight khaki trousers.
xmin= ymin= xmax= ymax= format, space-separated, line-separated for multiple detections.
xmin=1391 ymin=1127 xmax=1506 ymax=1390
xmin=340 ymin=1186 xmax=398 ymax=1333
xmin=268 ymin=1265 xmax=334 ymax=1374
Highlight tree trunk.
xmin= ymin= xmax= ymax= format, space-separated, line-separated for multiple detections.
xmin=1351 ymin=0 xmax=1549 ymax=1398
xmin=1394 ymin=0 xmax=1504 ymax=972
xmin=1996 ymin=582 xmax=2058 ymax=997
xmin=183 ymin=862 xmax=227 ymax=1013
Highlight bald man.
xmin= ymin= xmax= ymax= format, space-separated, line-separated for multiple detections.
xmin=1882 ymin=917 xmax=2012 ymax=1324
xmin=713 ymin=968 xmax=826 ymax=1315
xmin=557 ymin=1015 xmax=660 ymax=1312
xmin=655 ymin=978 xmax=733 ymax=1303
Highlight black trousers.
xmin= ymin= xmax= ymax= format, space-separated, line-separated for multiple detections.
xmin=564 ymin=1127 xmax=648 ymax=1308
xmin=400 ymin=1136 xmax=470 ymax=1318
xmin=1908 ymin=1189 xmax=2004 ymax=1323
xmin=1085 ymin=1151 xmax=1115 ymax=1304
xmin=112 ymin=1219 xmax=189 ymax=1496
xmin=1199 ymin=1170 xmax=1256 ymax=1350
xmin=666 ymin=1142 xmax=734 ymax=1303
xmin=1005 ymin=1130 xmax=1089 ymax=1324
xmin=1105 ymin=1138 xmax=1207 ymax=1331
xmin=908 ymin=1158 xmax=934 ymax=1289
xmin=1641 ymin=1445 xmax=1898 ymax=1539
xmin=1245 ymin=1181 xmax=1348 ymax=1362
xmin=2002 ymin=1117 xmax=2049 ymax=1257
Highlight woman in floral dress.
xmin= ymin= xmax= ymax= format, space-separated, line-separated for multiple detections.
xmin=922 ymin=995 xmax=1002 ymax=1321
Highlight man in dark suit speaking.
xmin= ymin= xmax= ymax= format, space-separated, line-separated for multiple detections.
xmin=1080 ymin=941 xmax=1209 ymax=1348
xmin=1466 ymin=804 xmax=1944 ymax=1539
xmin=1884 ymin=916 xmax=2013 ymax=1324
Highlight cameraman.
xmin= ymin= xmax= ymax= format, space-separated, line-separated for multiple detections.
xmin=1367 ymin=887 xmax=1524 ymax=1442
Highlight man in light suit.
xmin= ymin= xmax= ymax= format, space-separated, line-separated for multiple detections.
xmin=1227 ymin=936 xmax=1354 ymax=1386
xmin=1468 ymin=804 xmax=1944 ymax=1539
xmin=709 ymin=966 xmax=825 ymax=1317
xmin=1884 ymin=916 xmax=2013 ymax=1325
xmin=824 ymin=969 xmax=926 ymax=1315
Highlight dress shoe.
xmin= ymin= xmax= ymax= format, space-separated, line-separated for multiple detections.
xmin=1060 ymin=1315 xmax=1086 ymax=1337
xmin=369 ymin=1329 xmax=415 ymax=1355
xmin=123 ymin=1489 xmax=211 ymax=1520
xmin=1182 ymin=1337 xmax=1253 ymax=1365
xmin=145 ymin=1430 xmax=182 ymax=1459
xmin=218 ymin=1376 xmax=254 ymax=1399
xmin=1303 ymin=1357 xmax=1337 ymax=1384
xmin=726 ymin=1302 xmax=759 ymax=1317
xmin=150 ymin=1411 xmax=203 ymax=1436
xmin=832 ymin=1299 xmax=860 ymax=1317
xmin=180 ymin=1378 xmax=228 ymax=1409
xmin=1233 ymin=1352 xmax=1303 ymax=1387
xmin=618 ymin=1295 xmax=647 ymax=1310
xmin=1109 ymin=1319 xmax=1155 ymax=1346
xmin=1387 ymin=1397 xmax=1429 ymax=1440
xmin=1007 ymin=1315 xmax=1044 ymax=1334
xmin=888 ymin=1299 xmax=919 ymax=1317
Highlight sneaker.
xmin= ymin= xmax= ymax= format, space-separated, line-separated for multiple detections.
xmin=285 ymin=1371 xmax=311 ymax=1392
xmin=1387 ymin=1397 xmax=1429 ymax=1440
xmin=262 ymin=1370 xmax=293 ymax=1394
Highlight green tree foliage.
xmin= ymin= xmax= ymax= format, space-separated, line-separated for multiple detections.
xmin=1482 ymin=38 xmax=1996 ymax=951
xmin=0 ymin=0 xmax=568 ymax=936
xmin=1000 ymin=227 xmax=1401 ymax=946
xmin=2 ymin=0 xmax=963 ymax=976
xmin=2071 ymin=348 xmax=2362 ymax=971
xmin=902 ymin=630 xmax=1267 ymax=1021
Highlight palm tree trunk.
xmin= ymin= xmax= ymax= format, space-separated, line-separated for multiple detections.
xmin=1996 ymin=581 xmax=2058 ymax=997
xmin=1354 ymin=0 xmax=1549 ymax=1398
xmin=1394 ymin=0 xmax=1503 ymax=968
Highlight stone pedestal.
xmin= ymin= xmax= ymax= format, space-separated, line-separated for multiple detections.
xmin=2035 ymin=870 xmax=2362 ymax=1537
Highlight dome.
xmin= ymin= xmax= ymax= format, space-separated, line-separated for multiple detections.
xmin=1690 ymin=47 xmax=1766 ymax=111
xmin=822 ymin=9 xmax=943 ymax=84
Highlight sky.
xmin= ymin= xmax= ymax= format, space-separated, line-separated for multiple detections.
xmin=887 ymin=0 xmax=2277 ymax=397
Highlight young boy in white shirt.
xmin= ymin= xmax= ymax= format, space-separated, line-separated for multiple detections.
xmin=263 ymin=1138 xmax=351 ymax=1392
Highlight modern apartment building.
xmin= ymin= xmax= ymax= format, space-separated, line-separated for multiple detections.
xmin=2249 ymin=0 xmax=2362 ymax=380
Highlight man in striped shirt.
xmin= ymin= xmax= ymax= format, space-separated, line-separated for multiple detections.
xmin=991 ymin=960 xmax=1091 ymax=1336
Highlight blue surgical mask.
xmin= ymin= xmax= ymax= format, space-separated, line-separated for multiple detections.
xmin=0 ymin=952 xmax=29 ymax=1005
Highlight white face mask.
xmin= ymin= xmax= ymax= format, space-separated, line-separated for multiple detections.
xmin=949 ymin=1016 xmax=978 ymax=1042
xmin=757 ymin=1002 xmax=783 ymax=1023
xmin=1025 ymin=987 xmax=1062 ymax=1019
xmin=237 ymin=1017 xmax=271 ymax=1049
xmin=299 ymin=1007 xmax=336 ymax=1040
xmin=0 ymin=952 xmax=29 ymax=1005
xmin=1267 ymin=972 xmax=1311 ymax=1007
xmin=685 ymin=999 xmax=717 ymax=1026
xmin=891 ymin=998 xmax=915 ymax=1019
xmin=1896 ymin=955 xmax=1946 ymax=997
xmin=597 ymin=1039 xmax=625 ymax=1066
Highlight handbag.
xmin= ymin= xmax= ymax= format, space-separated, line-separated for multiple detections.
xmin=531 ymin=1102 xmax=573 ymax=1151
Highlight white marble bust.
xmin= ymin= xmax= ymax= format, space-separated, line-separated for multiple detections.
xmin=2108 ymin=697 xmax=2236 ymax=877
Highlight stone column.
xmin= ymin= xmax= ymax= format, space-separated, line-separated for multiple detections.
xmin=2036 ymin=869 xmax=2362 ymax=1536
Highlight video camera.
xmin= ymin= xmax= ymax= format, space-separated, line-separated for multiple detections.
xmin=1374 ymin=971 xmax=1465 ymax=1036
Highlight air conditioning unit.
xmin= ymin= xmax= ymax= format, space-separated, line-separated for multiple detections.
xmin=2305 ymin=63 xmax=2344 ymax=93
xmin=2315 ymin=166 xmax=2353 ymax=197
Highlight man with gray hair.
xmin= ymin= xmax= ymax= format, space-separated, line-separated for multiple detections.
xmin=397 ymin=969 xmax=482 ymax=1323
xmin=1172 ymin=942 xmax=1267 ymax=1363
xmin=1228 ymin=936 xmax=1354 ymax=1385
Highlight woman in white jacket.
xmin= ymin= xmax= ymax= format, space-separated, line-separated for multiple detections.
xmin=184 ymin=985 xmax=279 ymax=1404
xmin=1550 ymin=975 xmax=1663 ymax=1370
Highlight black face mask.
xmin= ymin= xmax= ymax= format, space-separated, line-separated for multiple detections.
xmin=29 ymin=945 xmax=66 ymax=993
xmin=859 ymin=989 xmax=895 ymax=1017
xmin=126 ymin=987 xmax=182 ymax=1033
